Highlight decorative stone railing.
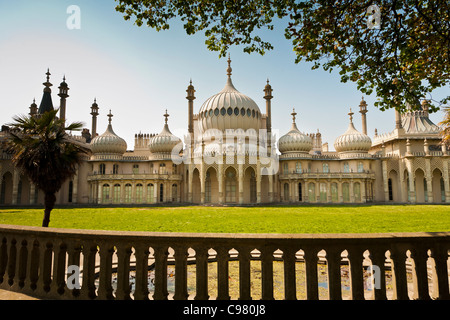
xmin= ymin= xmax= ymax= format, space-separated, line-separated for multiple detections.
xmin=0 ymin=224 xmax=448 ymax=300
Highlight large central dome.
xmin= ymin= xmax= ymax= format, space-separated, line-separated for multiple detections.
xmin=198 ymin=57 xmax=261 ymax=133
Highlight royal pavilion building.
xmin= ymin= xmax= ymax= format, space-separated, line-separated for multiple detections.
xmin=0 ymin=59 xmax=449 ymax=206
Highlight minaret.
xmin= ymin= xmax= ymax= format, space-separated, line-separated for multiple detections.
xmin=58 ymin=75 xmax=69 ymax=123
xmin=264 ymin=79 xmax=273 ymax=133
xmin=359 ymin=96 xmax=368 ymax=135
xmin=38 ymin=69 xmax=54 ymax=114
xmin=90 ymin=98 xmax=99 ymax=138
xmin=29 ymin=98 xmax=37 ymax=117
xmin=186 ymin=79 xmax=195 ymax=134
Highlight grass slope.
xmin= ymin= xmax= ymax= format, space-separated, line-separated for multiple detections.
xmin=0 ymin=205 xmax=449 ymax=233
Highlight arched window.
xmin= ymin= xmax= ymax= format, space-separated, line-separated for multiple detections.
xmin=113 ymin=184 xmax=121 ymax=204
xmin=225 ymin=170 xmax=236 ymax=203
xmin=343 ymin=162 xmax=350 ymax=173
xmin=205 ymin=172 xmax=211 ymax=203
xmin=102 ymin=184 xmax=110 ymax=203
xmin=308 ymin=183 xmax=315 ymax=203
xmin=172 ymin=184 xmax=177 ymax=202
xmin=99 ymin=163 xmax=106 ymax=175
xmin=323 ymin=163 xmax=329 ymax=173
xmin=68 ymin=181 xmax=74 ymax=203
xmin=113 ymin=164 xmax=119 ymax=174
xmin=357 ymin=162 xmax=364 ymax=173
xmin=319 ymin=183 xmax=327 ymax=202
xmin=147 ymin=183 xmax=154 ymax=203
xmin=331 ymin=183 xmax=338 ymax=202
xmin=284 ymin=183 xmax=289 ymax=202
xmin=125 ymin=184 xmax=132 ymax=203
xmin=354 ymin=182 xmax=361 ymax=202
xmin=295 ymin=162 xmax=302 ymax=173
xmin=298 ymin=183 xmax=302 ymax=201
xmin=388 ymin=179 xmax=393 ymax=201
xmin=342 ymin=183 xmax=350 ymax=202
xmin=250 ymin=172 xmax=257 ymax=203
xmin=136 ymin=184 xmax=143 ymax=203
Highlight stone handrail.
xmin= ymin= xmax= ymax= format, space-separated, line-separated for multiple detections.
xmin=0 ymin=224 xmax=448 ymax=300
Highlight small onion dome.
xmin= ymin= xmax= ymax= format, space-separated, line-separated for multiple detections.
xmin=278 ymin=109 xmax=313 ymax=154
xmin=149 ymin=110 xmax=182 ymax=154
xmin=334 ymin=108 xmax=372 ymax=153
xmin=90 ymin=110 xmax=127 ymax=155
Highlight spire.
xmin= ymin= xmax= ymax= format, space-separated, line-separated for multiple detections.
xmin=107 ymin=110 xmax=113 ymax=125
xmin=348 ymin=108 xmax=354 ymax=123
xmin=164 ymin=109 xmax=170 ymax=124
xmin=38 ymin=69 xmax=54 ymax=114
xmin=227 ymin=53 xmax=232 ymax=78
xmin=291 ymin=108 xmax=297 ymax=123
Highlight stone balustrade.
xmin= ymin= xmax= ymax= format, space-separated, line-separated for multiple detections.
xmin=0 ymin=224 xmax=448 ymax=300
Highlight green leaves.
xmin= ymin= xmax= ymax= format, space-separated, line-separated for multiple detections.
xmin=115 ymin=0 xmax=450 ymax=113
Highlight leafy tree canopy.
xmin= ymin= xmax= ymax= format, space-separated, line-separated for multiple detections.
xmin=115 ymin=0 xmax=449 ymax=113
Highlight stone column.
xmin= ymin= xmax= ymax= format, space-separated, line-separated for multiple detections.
xmin=98 ymin=183 xmax=102 ymax=204
xmin=268 ymin=173 xmax=273 ymax=203
xmin=406 ymin=159 xmax=416 ymax=203
xmin=188 ymin=166 xmax=193 ymax=203
xmin=256 ymin=161 xmax=261 ymax=204
xmin=218 ymin=162 xmax=224 ymax=204
xmin=238 ymin=164 xmax=244 ymax=204
xmin=425 ymin=158 xmax=433 ymax=203
xmin=72 ymin=168 xmax=78 ymax=204
xmin=29 ymin=183 xmax=36 ymax=205
xmin=350 ymin=180 xmax=355 ymax=203
xmin=12 ymin=169 xmax=19 ymax=205
xmin=443 ymin=159 xmax=450 ymax=203
xmin=338 ymin=182 xmax=343 ymax=203
xmin=382 ymin=160 xmax=389 ymax=202
xmin=200 ymin=163 xmax=205 ymax=204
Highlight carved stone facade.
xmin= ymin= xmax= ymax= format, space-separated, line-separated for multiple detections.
xmin=0 ymin=63 xmax=448 ymax=206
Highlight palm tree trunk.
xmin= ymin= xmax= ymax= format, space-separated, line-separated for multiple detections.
xmin=42 ymin=192 xmax=56 ymax=227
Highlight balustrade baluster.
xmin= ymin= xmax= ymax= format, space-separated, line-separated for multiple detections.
xmin=50 ymin=242 xmax=67 ymax=297
xmin=347 ymin=247 xmax=364 ymax=300
xmin=133 ymin=244 xmax=150 ymax=300
xmin=194 ymin=246 xmax=209 ymax=300
xmin=66 ymin=242 xmax=82 ymax=298
xmin=35 ymin=240 xmax=53 ymax=296
xmin=304 ymin=248 xmax=319 ymax=300
xmin=410 ymin=247 xmax=430 ymax=300
xmin=261 ymin=247 xmax=274 ymax=300
xmin=79 ymin=242 xmax=98 ymax=300
xmin=390 ymin=247 xmax=409 ymax=300
xmin=173 ymin=246 xmax=189 ymax=300
xmin=11 ymin=239 xmax=28 ymax=291
xmin=0 ymin=237 xmax=7 ymax=287
xmin=283 ymin=248 xmax=297 ymax=300
xmin=430 ymin=245 xmax=450 ymax=300
xmin=97 ymin=243 xmax=115 ymax=300
xmin=152 ymin=246 xmax=169 ymax=300
xmin=326 ymin=249 xmax=342 ymax=300
xmin=216 ymin=247 xmax=230 ymax=300
xmin=6 ymin=237 xmax=17 ymax=288
xmin=23 ymin=240 xmax=39 ymax=294
xmin=369 ymin=248 xmax=387 ymax=300
xmin=115 ymin=245 xmax=132 ymax=300
xmin=238 ymin=247 xmax=252 ymax=300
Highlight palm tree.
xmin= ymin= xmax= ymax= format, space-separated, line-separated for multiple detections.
xmin=6 ymin=109 xmax=89 ymax=227
xmin=439 ymin=106 xmax=450 ymax=147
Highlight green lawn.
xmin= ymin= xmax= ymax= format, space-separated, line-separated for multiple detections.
xmin=0 ymin=204 xmax=449 ymax=234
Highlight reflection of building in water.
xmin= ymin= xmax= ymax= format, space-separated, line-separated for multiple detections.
xmin=1 ymin=61 xmax=448 ymax=206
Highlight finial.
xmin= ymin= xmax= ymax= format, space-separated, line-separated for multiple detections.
xmin=348 ymin=108 xmax=354 ymax=122
xmin=107 ymin=110 xmax=113 ymax=125
xmin=190 ymin=78 xmax=192 ymax=86
xmin=227 ymin=53 xmax=232 ymax=78
xmin=46 ymin=68 xmax=51 ymax=82
xmin=267 ymin=78 xmax=270 ymax=85
xmin=291 ymin=108 xmax=297 ymax=123
xmin=63 ymin=74 xmax=66 ymax=82
xmin=164 ymin=109 xmax=169 ymax=124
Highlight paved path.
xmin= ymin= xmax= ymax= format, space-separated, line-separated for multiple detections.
xmin=0 ymin=289 xmax=38 ymax=300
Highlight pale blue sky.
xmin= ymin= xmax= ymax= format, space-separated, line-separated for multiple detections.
xmin=0 ymin=0 xmax=446 ymax=149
